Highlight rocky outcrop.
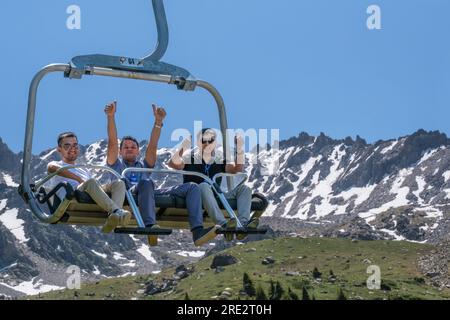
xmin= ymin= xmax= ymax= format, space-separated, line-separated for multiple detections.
xmin=418 ymin=241 xmax=450 ymax=289
xmin=211 ymin=254 xmax=238 ymax=269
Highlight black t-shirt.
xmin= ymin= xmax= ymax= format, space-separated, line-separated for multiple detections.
xmin=183 ymin=153 xmax=227 ymax=185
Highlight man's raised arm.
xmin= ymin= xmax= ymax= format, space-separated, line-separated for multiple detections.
xmin=145 ymin=104 xmax=167 ymax=168
xmin=168 ymin=136 xmax=191 ymax=170
xmin=104 ymin=101 xmax=119 ymax=166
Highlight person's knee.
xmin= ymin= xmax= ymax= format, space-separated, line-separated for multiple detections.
xmin=84 ymin=178 xmax=99 ymax=190
xmin=199 ymin=182 xmax=213 ymax=193
xmin=112 ymin=179 xmax=126 ymax=190
xmin=137 ymin=179 xmax=155 ymax=191
xmin=186 ymin=182 xmax=201 ymax=195
xmin=237 ymin=185 xmax=252 ymax=196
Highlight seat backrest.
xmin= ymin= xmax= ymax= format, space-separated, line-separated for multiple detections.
xmin=38 ymin=182 xmax=75 ymax=214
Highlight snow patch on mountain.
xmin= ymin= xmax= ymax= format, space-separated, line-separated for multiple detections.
xmin=0 ymin=209 xmax=29 ymax=243
xmin=380 ymin=140 xmax=398 ymax=154
xmin=359 ymin=169 xmax=412 ymax=220
xmin=2 ymin=173 xmax=19 ymax=187
xmin=40 ymin=149 xmax=57 ymax=161
xmin=170 ymin=250 xmax=205 ymax=258
xmin=136 ymin=244 xmax=157 ymax=264
xmin=0 ymin=199 xmax=6 ymax=211
xmin=0 ymin=278 xmax=63 ymax=296
xmin=418 ymin=148 xmax=440 ymax=165
xmin=86 ymin=141 xmax=106 ymax=165
xmin=91 ymin=250 xmax=107 ymax=259
xmin=442 ymin=170 xmax=450 ymax=183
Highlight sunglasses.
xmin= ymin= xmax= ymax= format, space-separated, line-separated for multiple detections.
xmin=61 ymin=143 xmax=79 ymax=151
xmin=202 ymin=138 xmax=216 ymax=145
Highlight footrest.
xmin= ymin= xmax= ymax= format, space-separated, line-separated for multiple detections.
xmin=216 ymin=228 xmax=268 ymax=235
xmin=114 ymin=227 xmax=172 ymax=236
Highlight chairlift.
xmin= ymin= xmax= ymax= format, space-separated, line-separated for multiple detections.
xmin=19 ymin=0 xmax=268 ymax=246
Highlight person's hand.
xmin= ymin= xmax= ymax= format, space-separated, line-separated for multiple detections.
xmin=181 ymin=135 xmax=192 ymax=151
xmin=152 ymin=104 xmax=167 ymax=125
xmin=104 ymin=101 xmax=117 ymax=117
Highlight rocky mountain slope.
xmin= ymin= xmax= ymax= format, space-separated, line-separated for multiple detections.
xmin=1 ymin=129 xmax=450 ymax=298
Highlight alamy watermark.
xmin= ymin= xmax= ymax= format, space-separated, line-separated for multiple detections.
xmin=367 ymin=5 xmax=382 ymax=30
xmin=65 ymin=5 xmax=382 ymax=32
xmin=66 ymin=265 xmax=81 ymax=290
xmin=171 ymin=121 xmax=280 ymax=176
xmin=67 ymin=5 xmax=81 ymax=30
xmin=366 ymin=265 xmax=381 ymax=290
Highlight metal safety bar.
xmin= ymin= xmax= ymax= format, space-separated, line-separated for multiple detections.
xmin=212 ymin=172 xmax=248 ymax=191
xmin=122 ymin=168 xmax=244 ymax=228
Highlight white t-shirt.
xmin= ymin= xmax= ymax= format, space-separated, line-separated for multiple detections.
xmin=46 ymin=161 xmax=92 ymax=200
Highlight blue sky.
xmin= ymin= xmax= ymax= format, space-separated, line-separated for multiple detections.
xmin=1 ymin=0 xmax=450 ymax=153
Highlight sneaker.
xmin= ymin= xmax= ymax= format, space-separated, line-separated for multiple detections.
xmin=193 ymin=225 xmax=219 ymax=247
xmin=246 ymin=218 xmax=260 ymax=230
xmin=236 ymin=218 xmax=260 ymax=241
xmin=115 ymin=209 xmax=131 ymax=227
xmin=223 ymin=218 xmax=237 ymax=242
xmin=118 ymin=209 xmax=132 ymax=227
xmin=102 ymin=210 xmax=121 ymax=233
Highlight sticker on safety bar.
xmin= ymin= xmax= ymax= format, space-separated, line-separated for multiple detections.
xmin=119 ymin=57 xmax=144 ymax=68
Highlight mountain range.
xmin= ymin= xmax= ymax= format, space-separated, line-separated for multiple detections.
xmin=1 ymin=129 xmax=449 ymax=298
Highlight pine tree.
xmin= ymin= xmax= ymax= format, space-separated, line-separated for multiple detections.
xmin=269 ymin=281 xmax=284 ymax=300
xmin=255 ymin=285 xmax=268 ymax=300
xmin=268 ymin=280 xmax=276 ymax=300
xmin=243 ymin=273 xmax=256 ymax=297
xmin=312 ymin=267 xmax=322 ymax=279
xmin=302 ymin=287 xmax=310 ymax=301
xmin=288 ymin=287 xmax=299 ymax=300
xmin=337 ymin=288 xmax=347 ymax=300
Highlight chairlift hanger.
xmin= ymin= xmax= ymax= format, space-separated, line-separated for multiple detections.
xmin=19 ymin=0 xmax=268 ymax=246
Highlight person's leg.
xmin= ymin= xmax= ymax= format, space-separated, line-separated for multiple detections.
xmin=156 ymin=183 xmax=203 ymax=230
xmin=102 ymin=179 xmax=130 ymax=226
xmin=102 ymin=180 xmax=126 ymax=208
xmin=156 ymin=183 xmax=218 ymax=246
xmin=78 ymin=179 xmax=128 ymax=232
xmin=199 ymin=183 xmax=227 ymax=227
xmin=226 ymin=184 xmax=252 ymax=226
xmin=228 ymin=184 xmax=258 ymax=241
xmin=135 ymin=179 xmax=157 ymax=227
xmin=79 ymin=179 xmax=119 ymax=213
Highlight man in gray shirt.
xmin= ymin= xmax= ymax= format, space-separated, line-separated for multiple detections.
xmin=105 ymin=101 xmax=219 ymax=247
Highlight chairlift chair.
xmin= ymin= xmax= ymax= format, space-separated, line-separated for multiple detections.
xmin=19 ymin=0 xmax=269 ymax=246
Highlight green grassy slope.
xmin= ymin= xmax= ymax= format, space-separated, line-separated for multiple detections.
xmin=29 ymin=237 xmax=450 ymax=300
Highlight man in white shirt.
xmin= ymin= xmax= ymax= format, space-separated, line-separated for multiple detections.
xmin=47 ymin=132 xmax=131 ymax=233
